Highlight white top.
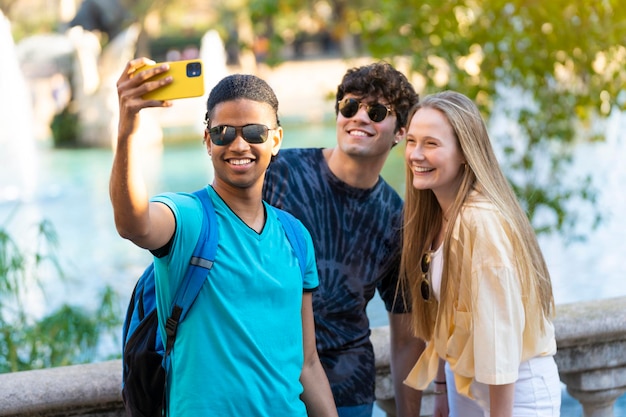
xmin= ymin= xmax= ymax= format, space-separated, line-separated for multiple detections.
xmin=431 ymin=244 xmax=444 ymax=301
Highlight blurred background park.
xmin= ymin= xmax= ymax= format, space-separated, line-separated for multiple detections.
xmin=1 ymin=0 xmax=625 ymax=414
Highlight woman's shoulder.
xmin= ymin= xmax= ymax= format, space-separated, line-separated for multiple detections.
xmin=455 ymin=191 xmax=517 ymax=263
xmin=461 ymin=190 xmax=498 ymax=216
xmin=458 ymin=190 xmax=508 ymax=235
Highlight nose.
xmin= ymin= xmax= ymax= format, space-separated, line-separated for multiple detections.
xmin=406 ymin=144 xmax=426 ymax=169
xmin=408 ymin=144 xmax=425 ymax=160
xmin=229 ymin=133 xmax=250 ymax=151
xmin=353 ymin=103 xmax=371 ymax=122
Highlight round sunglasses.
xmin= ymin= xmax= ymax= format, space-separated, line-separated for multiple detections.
xmin=419 ymin=251 xmax=433 ymax=302
xmin=337 ymin=97 xmax=392 ymax=123
xmin=208 ymin=124 xmax=273 ymax=146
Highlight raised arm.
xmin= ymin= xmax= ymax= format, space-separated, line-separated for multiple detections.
xmin=299 ymin=292 xmax=338 ymax=417
xmin=109 ymin=58 xmax=175 ymax=250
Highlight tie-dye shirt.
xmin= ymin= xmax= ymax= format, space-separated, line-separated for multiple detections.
xmin=263 ymin=148 xmax=408 ymax=406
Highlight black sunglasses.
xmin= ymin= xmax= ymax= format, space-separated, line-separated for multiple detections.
xmin=208 ymin=124 xmax=273 ymax=146
xmin=419 ymin=251 xmax=433 ymax=302
xmin=337 ymin=97 xmax=392 ymax=123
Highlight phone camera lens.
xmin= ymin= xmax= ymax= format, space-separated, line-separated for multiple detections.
xmin=186 ymin=62 xmax=202 ymax=77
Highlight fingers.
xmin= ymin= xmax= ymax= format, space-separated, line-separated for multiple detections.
xmin=116 ymin=58 xmax=176 ymax=140
xmin=117 ymin=58 xmax=174 ymax=113
xmin=126 ymin=57 xmax=156 ymax=76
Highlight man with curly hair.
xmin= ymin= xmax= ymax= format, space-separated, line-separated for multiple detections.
xmin=263 ymin=62 xmax=424 ymax=417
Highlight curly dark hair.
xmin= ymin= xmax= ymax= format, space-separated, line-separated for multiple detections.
xmin=335 ymin=61 xmax=419 ymax=132
xmin=204 ymin=74 xmax=281 ymax=127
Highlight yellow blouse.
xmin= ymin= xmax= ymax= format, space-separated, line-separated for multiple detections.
xmin=404 ymin=192 xmax=556 ymax=397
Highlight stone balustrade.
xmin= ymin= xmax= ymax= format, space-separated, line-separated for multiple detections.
xmin=551 ymin=296 xmax=626 ymax=417
xmin=0 ymin=296 xmax=624 ymax=417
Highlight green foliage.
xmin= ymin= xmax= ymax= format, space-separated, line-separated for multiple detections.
xmin=250 ymin=0 xmax=626 ymax=239
xmin=0 ymin=213 xmax=121 ymax=373
xmin=364 ymin=0 xmax=623 ymax=239
xmin=248 ymin=0 xmax=623 ymax=240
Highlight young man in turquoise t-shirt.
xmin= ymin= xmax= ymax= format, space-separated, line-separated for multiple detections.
xmin=110 ymin=59 xmax=337 ymax=417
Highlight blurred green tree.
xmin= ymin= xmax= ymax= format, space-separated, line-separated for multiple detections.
xmin=250 ymin=0 xmax=626 ymax=239
xmin=363 ymin=0 xmax=625 ymax=238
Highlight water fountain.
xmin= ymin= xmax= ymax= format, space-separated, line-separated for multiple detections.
xmin=0 ymin=10 xmax=38 ymax=203
xmin=14 ymin=20 xmax=163 ymax=149
xmin=14 ymin=25 xmax=230 ymax=148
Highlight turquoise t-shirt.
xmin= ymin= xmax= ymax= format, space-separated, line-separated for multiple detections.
xmin=152 ymin=186 xmax=318 ymax=417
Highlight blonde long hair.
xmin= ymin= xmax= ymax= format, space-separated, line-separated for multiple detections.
xmin=400 ymin=91 xmax=555 ymax=341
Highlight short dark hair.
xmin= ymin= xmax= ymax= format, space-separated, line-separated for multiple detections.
xmin=335 ymin=61 xmax=419 ymax=132
xmin=205 ymin=74 xmax=280 ymax=126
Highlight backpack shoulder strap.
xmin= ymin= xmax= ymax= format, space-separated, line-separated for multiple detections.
xmin=164 ymin=188 xmax=218 ymax=355
xmin=272 ymin=206 xmax=307 ymax=280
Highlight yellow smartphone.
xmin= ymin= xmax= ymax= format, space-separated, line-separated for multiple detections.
xmin=140 ymin=59 xmax=205 ymax=101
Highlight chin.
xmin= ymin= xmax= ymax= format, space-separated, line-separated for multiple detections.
xmin=411 ymin=181 xmax=431 ymax=191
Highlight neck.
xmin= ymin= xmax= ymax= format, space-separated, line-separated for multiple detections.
xmin=211 ymin=182 xmax=266 ymax=233
xmin=323 ymin=148 xmax=384 ymax=189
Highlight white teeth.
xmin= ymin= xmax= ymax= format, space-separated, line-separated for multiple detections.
xmin=230 ymin=159 xmax=252 ymax=165
xmin=413 ymin=166 xmax=433 ymax=172
xmin=349 ymin=130 xmax=368 ymax=137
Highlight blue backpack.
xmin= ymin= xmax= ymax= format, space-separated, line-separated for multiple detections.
xmin=121 ymin=188 xmax=307 ymax=417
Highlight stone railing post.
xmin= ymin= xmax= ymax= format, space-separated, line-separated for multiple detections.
xmin=553 ymin=296 xmax=626 ymax=417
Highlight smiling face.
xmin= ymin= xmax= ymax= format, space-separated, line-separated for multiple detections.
xmin=205 ymin=98 xmax=282 ymax=193
xmin=335 ymin=93 xmax=404 ymax=160
xmin=405 ymin=107 xmax=466 ymax=208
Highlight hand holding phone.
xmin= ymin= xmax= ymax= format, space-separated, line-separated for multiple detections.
xmin=139 ymin=59 xmax=205 ymax=101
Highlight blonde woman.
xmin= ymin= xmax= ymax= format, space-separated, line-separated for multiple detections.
xmin=400 ymin=91 xmax=560 ymax=416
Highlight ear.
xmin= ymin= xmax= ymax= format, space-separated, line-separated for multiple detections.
xmin=393 ymin=126 xmax=407 ymax=146
xmin=271 ymin=126 xmax=283 ymax=156
xmin=203 ymin=129 xmax=211 ymax=156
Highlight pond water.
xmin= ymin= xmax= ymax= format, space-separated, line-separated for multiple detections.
xmin=1 ymin=121 xmax=625 ymax=415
